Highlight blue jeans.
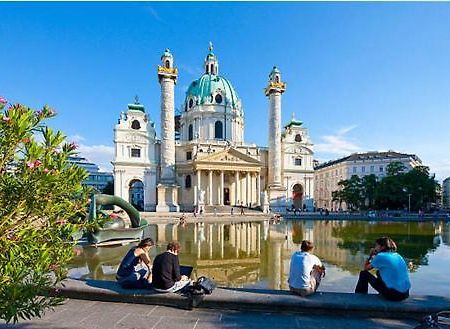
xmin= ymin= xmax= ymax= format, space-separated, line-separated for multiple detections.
xmin=117 ymin=267 xmax=152 ymax=289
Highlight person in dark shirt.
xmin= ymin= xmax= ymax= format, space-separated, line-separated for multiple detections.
xmin=116 ymin=238 xmax=154 ymax=289
xmin=152 ymin=241 xmax=190 ymax=293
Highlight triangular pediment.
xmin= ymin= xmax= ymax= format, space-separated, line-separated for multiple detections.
xmin=195 ymin=148 xmax=262 ymax=166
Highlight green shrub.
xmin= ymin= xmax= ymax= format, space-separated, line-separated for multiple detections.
xmin=0 ymin=98 xmax=90 ymax=323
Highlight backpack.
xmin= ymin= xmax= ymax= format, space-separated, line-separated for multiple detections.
xmin=193 ymin=276 xmax=216 ymax=295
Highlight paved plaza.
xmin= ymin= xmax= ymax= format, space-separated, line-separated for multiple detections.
xmin=0 ymin=299 xmax=417 ymax=329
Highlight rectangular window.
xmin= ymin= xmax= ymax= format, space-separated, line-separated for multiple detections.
xmin=380 ymin=166 xmax=384 ymax=172
xmin=294 ymin=158 xmax=302 ymax=166
xmin=353 ymin=166 xmax=357 ymax=173
xmin=186 ymin=151 xmax=192 ymax=160
xmin=131 ymin=148 xmax=141 ymax=158
xmin=362 ymin=166 xmax=365 ymax=173
xmin=370 ymin=165 xmax=374 ymax=172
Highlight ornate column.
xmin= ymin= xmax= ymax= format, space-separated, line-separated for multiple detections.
xmin=220 ymin=171 xmax=224 ymax=206
xmin=197 ymin=169 xmax=202 ymax=205
xmin=264 ymin=66 xmax=287 ymax=210
xmin=156 ymin=49 xmax=179 ymax=212
xmin=208 ymin=170 xmax=213 ymax=205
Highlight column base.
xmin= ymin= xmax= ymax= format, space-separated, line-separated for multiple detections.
xmin=156 ymin=184 xmax=180 ymax=212
xmin=268 ymin=186 xmax=287 ymax=213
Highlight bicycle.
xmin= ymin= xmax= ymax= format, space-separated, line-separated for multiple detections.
xmin=413 ymin=311 xmax=450 ymax=328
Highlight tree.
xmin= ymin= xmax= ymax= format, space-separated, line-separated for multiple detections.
xmin=102 ymin=180 xmax=114 ymax=195
xmin=361 ymin=174 xmax=378 ymax=209
xmin=333 ymin=175 xmax=363 ymax=210
xmin=0 ymin=99 xmax=90 ymax=323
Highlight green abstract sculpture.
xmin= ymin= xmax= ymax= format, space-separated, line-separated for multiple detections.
xmin=87 ymin=194 xmax=148 ymax=244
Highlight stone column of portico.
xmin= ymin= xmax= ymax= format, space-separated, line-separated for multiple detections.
xmin=257 ymin=173 xmax=261 ymax=206
xmin=246 ymin=172 xmax=251 ymax=207
xmin=220 ymin=171 xmax=224 ymax=206
xmin=208 ymin=170 xmax=213 ymax=205
xmin=235 ymin=171 xmax=240 ymax=205
xmin=197 ymin=169 xmax=202 ymax=204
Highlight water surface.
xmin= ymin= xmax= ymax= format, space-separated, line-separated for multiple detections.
xmin=68 ymin=219 xmax=450 ymax=296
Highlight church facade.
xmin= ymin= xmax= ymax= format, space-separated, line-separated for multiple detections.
xmin=112 ymin=46 xmax=314 ymax=212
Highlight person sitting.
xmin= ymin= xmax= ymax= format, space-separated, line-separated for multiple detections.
xmin=288 ymin=240 xmax=325 ymax=297
xmin=355 ymin=236 xmax=410 ymax=301
xmin=116 ymin=238 xmax=154 ymax=289
xmin=152 ymin=241 xmax=190 ymax=293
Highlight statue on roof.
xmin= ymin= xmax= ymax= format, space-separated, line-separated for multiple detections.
xmin=208 ymin=41 xmax=213 ymax=53
xmin=134 ymin=95 xmax=140 ymax=104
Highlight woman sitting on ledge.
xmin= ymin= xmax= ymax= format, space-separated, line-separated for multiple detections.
xmin=116 ymin=238 xmax=154 ymax=289
xmin=355 ymin=236 xmax=410 ymax=301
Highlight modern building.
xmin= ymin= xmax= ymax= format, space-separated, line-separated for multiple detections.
xmin=443 ymin=177 xmax=450 ymax=209
xmin=112 ymin=45 xmax=314 ymax=212
xmin=68 ymin=156 xmax=113 ymax=192
xmin=314 ymin=151 xmax=422 ymax=210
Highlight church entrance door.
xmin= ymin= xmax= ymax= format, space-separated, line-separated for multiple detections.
xmin=129 ymin=179 xmax=144 ymax=211
xmin=223 ymin=188 xmax=230 ymax=205
xmin=292 ymin=184 xmax=303 ymax=210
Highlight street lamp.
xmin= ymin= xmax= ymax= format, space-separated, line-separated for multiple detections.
xmin=403 ymin=188 xmax=411 ymax=213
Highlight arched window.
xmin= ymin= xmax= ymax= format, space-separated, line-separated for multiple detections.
xmin=295 ymin=134 xmax=302 ymax=142
xmin=210 ymin=64 xmax=214 ymax=74
xmin=185 ymin=175 xmax=192 ymax=188
xmin=165 ymin=60 xmax=170 ymax=68
xmin=188 ymin=124 xmax=193 ymax=141
xmin=275 ymin=75 xmax=280 ymax=83
xmin=215 ymin=94 xmax=223 ymax=104
xmin=214 ymin=121 xmax=223 ymax=139
xmin=131 ymin=120 xmax=141 ymax=130
xmin=189 ymin=99 xmax=194 ymax=109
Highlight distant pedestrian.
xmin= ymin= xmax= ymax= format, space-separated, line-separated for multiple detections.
xmin=355 ymin=236 xmax=410 ymax=301
xmin=240 ymin=202 xmax=245 ymax=216
xmin=231 ymin=207 xmax=234 ymax=215
xmin=193 ymin=205 xmax=197 ymax=218
xmin=214 ymin=206 xmax=217 ymax=216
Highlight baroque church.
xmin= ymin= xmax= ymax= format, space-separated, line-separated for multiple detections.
xmin=112 ymin=45 xmax=314 ymax=212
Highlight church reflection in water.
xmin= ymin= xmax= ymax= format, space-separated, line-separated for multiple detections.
xmin=68 ymin=220 xmax=450 ymax=291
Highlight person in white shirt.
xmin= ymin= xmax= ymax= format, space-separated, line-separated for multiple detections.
xmin=288 ymin=240 xmax=325 ymax=297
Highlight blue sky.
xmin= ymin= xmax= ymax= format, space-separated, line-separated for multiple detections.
xmin=1 ymin=2 xmax=449 ymax=181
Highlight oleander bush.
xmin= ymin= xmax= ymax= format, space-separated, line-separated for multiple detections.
xmin=0 ymin=97 xmax=90 ymax=323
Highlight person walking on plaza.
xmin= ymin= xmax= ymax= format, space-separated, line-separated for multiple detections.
xmin=288 ymin=240 xmax=325 ymax=297
xmin=116 ymin=238 xmax=154 ymax=289
xmin=152 ymin=241 xmax=190 ymax=293
xmin=355 ymin=236 xmax=410 ymax=301
xmin=240 ymin=201 xmax=245 ymax=215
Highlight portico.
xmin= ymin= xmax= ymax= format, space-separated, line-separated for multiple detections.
xmin=188 ymin=148 xmax=262 ymax=207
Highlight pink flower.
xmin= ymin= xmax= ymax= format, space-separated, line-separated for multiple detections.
xmin=43 ymin=168 xmax=49 ymax=174
xmin=2 ymin=116 xmax=10 ymax=122
xmin=68 ymin=142 xmax=79 ymax=150
xmin=34 ymin=159 xmax=42 ymax=167
xmin=47 ymin=108 xmax=56 ymax=116
xmin=0 ymin=97 xmax=7 ymax=105
xmin=26 ymin=161 xmax=35 ymax=169
xmin=55 ymin=219 xmax=67 ymax=225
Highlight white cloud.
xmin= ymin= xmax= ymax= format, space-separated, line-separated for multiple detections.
xmin=77 ymin=144 xmax=114 ymax=172
xmin=315 ymin=125 xmax=362 ymax=157
xmin=178 ymin=63 xmax=203 ymax=77
xmin=144 ymin=6 xmax=164 ymax=22
xmin=68 ymin=134 xmax=86 ymax=142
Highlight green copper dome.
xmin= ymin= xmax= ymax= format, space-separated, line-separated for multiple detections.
xmin=185 ymin=73 xmax=240 ymax=108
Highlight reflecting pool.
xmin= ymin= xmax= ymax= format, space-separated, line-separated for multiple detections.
xmin=67 ymin=219 xmax=450 ymax=297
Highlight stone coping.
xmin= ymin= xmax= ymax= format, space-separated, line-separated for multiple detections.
xmin=51 ymin=279 xmax=450 ymax=320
